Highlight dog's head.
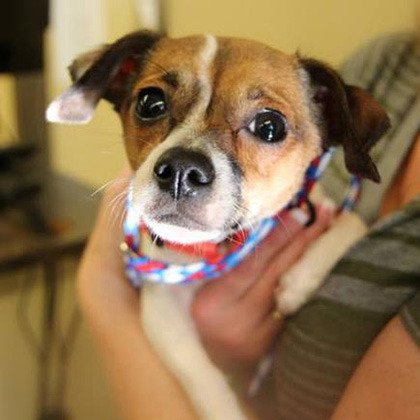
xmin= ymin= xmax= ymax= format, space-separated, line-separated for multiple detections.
xmin=47 ymin=31 xmax=389 ymax=244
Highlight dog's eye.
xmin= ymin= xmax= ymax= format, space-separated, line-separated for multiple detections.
xmin=135 ymin=87 xmax=167 ymax=121
xmin=248 ymin=109 xmax=288 ymax=143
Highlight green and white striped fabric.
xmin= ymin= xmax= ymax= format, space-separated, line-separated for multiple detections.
xmin=322 ymin=32 xmax=420 ymax=224
xmin=253 ymin=33 xmax=420 ymax=420
xmin=254 ymin=197 xmax=420 ymax=420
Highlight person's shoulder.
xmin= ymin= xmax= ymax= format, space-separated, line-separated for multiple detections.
xmin=341 ymin=31 xmax=416 ymax=85
xmin=350 ymin=31 xmax=415 ymax=60
xmin=362 ymin=31 xmax=414 ymax=52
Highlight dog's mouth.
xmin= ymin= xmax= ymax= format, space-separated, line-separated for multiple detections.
xmin=142 ymin=211 xmax=229 ymax=245
xmin=152 ymin=212 xmax=211 ymax=231
xmin=140 ymin=196 xmax=247 ymax=245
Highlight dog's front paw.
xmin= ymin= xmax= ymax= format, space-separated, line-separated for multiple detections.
xmin=275 ymin=259 xmax=320 ymax=315
xmin=275 ymin=282 xmax=309 ymax=315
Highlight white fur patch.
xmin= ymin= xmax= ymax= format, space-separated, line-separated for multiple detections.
xmin=142 ymin=282 xmax=246 ymax=419
xmin=133 ymin=34 xmax=218 ymax=165
xmin=130 ymin=35 xmax=238 ymax=244
xmin=143 ymin=216 xmax=224 ymax=244
xmin=46 ymin=87 xmax=97 ymax=124
xmin=187 ymin=34 xmax=218 ymax=124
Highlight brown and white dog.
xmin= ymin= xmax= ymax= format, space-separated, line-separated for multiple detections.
xmin=47 ymin=31 xmax=389 ymax=419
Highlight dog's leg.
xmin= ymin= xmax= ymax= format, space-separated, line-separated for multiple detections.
xmin=141 ymin=283 xmax=247 ymax=420
xmin=276 ymin=212 xmax=367 ymax=315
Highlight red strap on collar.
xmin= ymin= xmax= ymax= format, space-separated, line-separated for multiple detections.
xmin=165 ymin=241 xmax=220 ymax=262
xmin=140 ymin=224 xmax=250 ymax=264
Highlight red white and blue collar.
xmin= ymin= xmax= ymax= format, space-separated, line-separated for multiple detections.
xmin=121 ymin=148 xmax=361 ymax=287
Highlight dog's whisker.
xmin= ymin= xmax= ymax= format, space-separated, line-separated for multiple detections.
xmin=275 ymin=214 xmax=293 ymax=239
xmin=149 ymin=232 xmax=160 ymax=260
xmin=91 ymin=178 xmax=130 ymax=197
xmin=106 ymin=204 xmax=121 ymax=229
xmin=105 ymin=190 xmax=129 ymax=226
xmin=112 ymin=195 xmax=129 ymax=228
xmin=108 ymin=187 xmax=129 ymax=203
xmin=118 ymin=207 xmax=127 ymax=230
xmin=106 ymin=194 xmax=125 ymax=226
xmin=129 ymin=134 xmax=154 ymax=146
xmin=104 ymin=193 xmax=126 ymax=216
xmin=230 ymin=203 xmax=255 ymax=234
xmin=125 ymin=133 xmax=155 ymax=149
xmin=228 ymin=237 xmax=243 ymax=247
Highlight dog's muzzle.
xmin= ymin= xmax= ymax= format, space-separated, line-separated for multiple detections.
xmin=153 ymin=147 xmax=215 ymax=200
xmin=133 ymin=143 xmax=240 ymax=243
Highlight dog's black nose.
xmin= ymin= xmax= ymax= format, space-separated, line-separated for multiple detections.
xmin=153 ymin=147 xmax=215 ymax=199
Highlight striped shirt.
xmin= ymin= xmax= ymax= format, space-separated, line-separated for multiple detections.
xmin=322 ymin=32 xmax=420 ymax=224
xmin=253 ymin=33 xmax=420 ymax=420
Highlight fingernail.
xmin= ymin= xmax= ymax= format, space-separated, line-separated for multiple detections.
xmin=319 ymin=198 xmax=337 ymax=214
xmin=290 ymin=207 xmax=309 ymax=225
xmin=318 ymin=201 xmax=336 ymax=226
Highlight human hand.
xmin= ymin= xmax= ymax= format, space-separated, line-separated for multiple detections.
xmin=77 ymin=168 xmax=137 ymax=332
xmin=191 ymin=205 xmax=334 ymax=379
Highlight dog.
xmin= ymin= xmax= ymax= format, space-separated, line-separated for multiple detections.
xmin=47 ymin=31 xmax=389 ymax=419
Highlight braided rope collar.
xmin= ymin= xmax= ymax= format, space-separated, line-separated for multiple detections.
xmin=121 ymin=148 xmax=361 ymax=287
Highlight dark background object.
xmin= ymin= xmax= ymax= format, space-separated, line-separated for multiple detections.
xmin=0 ymin=0 xmax=49 ymax=72
xmin=0 ymin=2 xmax=99 ymax=419
xmin=0 ymin=0 xmax=49 ymax=231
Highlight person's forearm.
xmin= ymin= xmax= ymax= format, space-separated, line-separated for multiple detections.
xmin=332 ymin=316 xmax=420 ymax=420
xmin=76 ymin=174 xmax=197 ymax=420
xmin=86 ymin=306 xmax=198 ymax=420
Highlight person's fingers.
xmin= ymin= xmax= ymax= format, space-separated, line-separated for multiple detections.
xmin=243 ymin=204 xmax=335 ymax=309
xmin=230 ymin=292 xmax=278 ymax=334
xmin=214 ymin=209 xmax=308 ymax=301
xmin=257 ymin=309 xmax=284 ymax=346
xmin=234 ymin=310 xmax=283 ymax=366
xmin=198 ymin=308 xmax=283 ymax=371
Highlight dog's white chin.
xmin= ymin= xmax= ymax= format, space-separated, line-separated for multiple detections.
xmin=143 ymin=217 xmax=225 ymax=245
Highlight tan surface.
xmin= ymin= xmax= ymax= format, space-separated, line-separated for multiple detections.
xmin=0 ymin=75 xmax=18 ymax=147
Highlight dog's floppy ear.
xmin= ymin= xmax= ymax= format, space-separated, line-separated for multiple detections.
xmin=46 ymin=30 xmax=162 ymax=124
xmin=300 ymin=58 xmax=390 ymax=183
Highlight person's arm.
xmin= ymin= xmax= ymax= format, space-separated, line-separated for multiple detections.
xmin=77 ymin=172 xmax=198 ymax=420
xmin=333 ymin=316 xmax=420 ymax=420
xmin=333 ymin=135 xmax=420 ymax=419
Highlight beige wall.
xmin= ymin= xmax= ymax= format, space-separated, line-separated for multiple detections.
xmin=46 ymin=0 xmax=416 ymax=187
xmin=168 ymin=0 xmax=416 ymax=64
